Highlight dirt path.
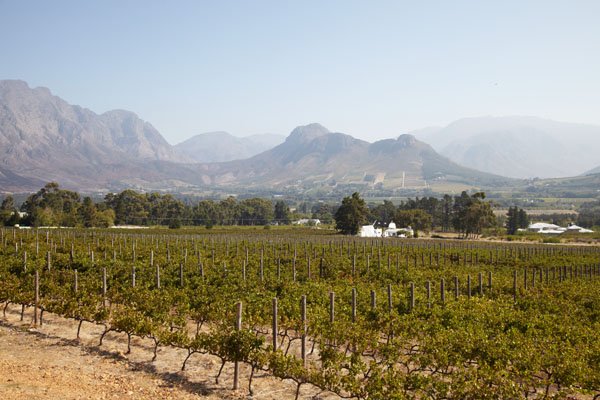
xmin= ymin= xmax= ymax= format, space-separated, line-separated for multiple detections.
xmin=0 ymin=304 xmax=330 ymax=400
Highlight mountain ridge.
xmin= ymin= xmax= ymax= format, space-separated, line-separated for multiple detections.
xmin=411 ymin=116 xmax=600 ymax=179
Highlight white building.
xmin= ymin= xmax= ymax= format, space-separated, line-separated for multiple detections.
xmin=527 ymin=222 xmax=560 ymax=233
xmin=526 ymin=222 xmax=594 ymax=234
xmin=566 ymin=224 xmax=594 ymax=233
xmin=359 ymin=225 xmax=382 ymax=238
xmin=383 ymin=222 xmax=414 ymax=238
xmin=293 ymin=218 xmax=321 ymax=226
xmin=359 ymin=221 xmax=413 ymax=238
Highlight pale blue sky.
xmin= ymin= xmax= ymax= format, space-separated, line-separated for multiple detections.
xmin=1 ymin=1 xmax=599 ymax=144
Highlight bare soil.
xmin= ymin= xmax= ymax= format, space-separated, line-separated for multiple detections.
xmin=0 ymin=304 xmax=331 ymax=400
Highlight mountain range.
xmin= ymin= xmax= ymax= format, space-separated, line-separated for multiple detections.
xmin=1 ymin=79 xmax=598 ymax=194
xmin=174 ymin=131 xmax=285 ymax=163
xmin=187 ymin=123 xmax=512 ymax=189
xmin=412 ymin=116 xmax=600 ymax=179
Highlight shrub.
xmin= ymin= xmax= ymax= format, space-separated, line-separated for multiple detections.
xmin=542 ymin=237 xmax=560 ymax=244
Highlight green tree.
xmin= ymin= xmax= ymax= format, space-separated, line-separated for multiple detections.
xmin=370 ymin=200 xmax=397 ymax=223
xmin=312 ymin=203 xmax=333 ymax=224
xmin=218 ymin=196 xmax=239 ymax=225
xmin=193 ymin=200 xmax=218 ymax=228
xmin=393 ymin=209 xmax=433 ymax=234
xmin=236 ymin=198 xmax=274 ymax=225
xmin=104 ymin=190 xmax=149 ymax=225
xmin=20 ymin=182 xmax=81 ymax=226
xmin=334 ymin=192 xmax=369 ymax=235
xmin=274 ymin=200 xmax=292 ymax=224
xmin=518 ymin=208 xmax=529 ymax=229
xmin=0 ymin=195 xmax=19 ymax=226
xmin=506 ymin=206 xmax=519 ymax=235
xmin=506 ymin=206 xmax=529 ymax=234
xmin=78 ymin=197 xmax=97 ymax=227
xmin=440 ymin=194 xmax=453 ymax=232
xmin=453 ymin=192 xmax=496 ymax=238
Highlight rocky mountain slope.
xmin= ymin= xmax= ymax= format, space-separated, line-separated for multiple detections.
xmin=0 ymin=80 xmax=187 ymax=191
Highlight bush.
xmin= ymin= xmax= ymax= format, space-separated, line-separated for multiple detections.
xmin=168 ymin=219 xmax=182 ymax=229
xmin=542 ymin=237 xmax=560 ymax=244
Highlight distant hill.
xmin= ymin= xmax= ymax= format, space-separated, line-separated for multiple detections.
xmin=411 ymin=116 xmax=600 ymax=179
xmin=585 ymin=166 xmax=600 ymax=175
xmin=174 ymin=131 xmax=285 ymax=162
xmin=189 ymin=123 xmax=514 ymax=189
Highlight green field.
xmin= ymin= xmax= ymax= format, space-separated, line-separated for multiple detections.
xmin=1 ymin=227 xmax=599 ymax=399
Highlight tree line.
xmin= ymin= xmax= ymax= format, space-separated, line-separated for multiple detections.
xmin=0 ymin=183 xmax=292 ymax=228
xmin=10 ymin=183 xmax=591 ymax=237
xmin=335 ymin=191 xmax=499 ymax=238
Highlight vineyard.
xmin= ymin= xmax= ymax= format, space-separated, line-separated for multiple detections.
xmin=1 ymin=227 xmax=599 ymax=399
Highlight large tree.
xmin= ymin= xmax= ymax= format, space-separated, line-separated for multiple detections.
xmin=393 ymin=209 xmax=433 ymax=233
xmin=506 ymin=206 xmax=529 ymax=234
xmin=453 ymin=192 xmax=496 ymax=238
xmin=370 ymin=200 xmax=397 ymax=223
xmin=0 ymin=195 xmax=19 ymax=226
xmin=274 ymin=200 xmax=292 ymax=224
xmin=236 ymin=198 xmax=274 ymax=225
xmin=334 ymin=192 xmax=369 ymax=235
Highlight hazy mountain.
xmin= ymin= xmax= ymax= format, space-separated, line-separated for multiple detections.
xmin=411 ymin=116 xmax=600 ymax=179
xmin=174 ymin=131 xmax=285 ymax=162
xmin=585 ymin=166 xmax=600 ymax=175
xmin=0 ymin=80 xmax=514 ymax=192
xmin=0 ymin=80 xmax=190 ymax=191
xmin=190 ymin=123 xmax=513 ymax=189
xmin=244 ymin=133 xmax=286 ymax=149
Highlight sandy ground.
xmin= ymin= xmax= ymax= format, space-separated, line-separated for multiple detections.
xmin=0 ymin=304 xmax=333 ymax=400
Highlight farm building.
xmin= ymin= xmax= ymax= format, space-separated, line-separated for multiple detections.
xmin=359 ymin=221 xmax=413 ymax=238
xmin=526 ymin=222 xmax=561 ymax=233
xmin=383 ymin=222 xmax=414 ymax=238
xmin=293 ymin=219 xmax=321 ymax=226
xmin=565 ymin=224 xmax=594 ymax=233
xmin=525 ymin=222 xmax=594 ymax=234
xmin=359 ymin=225 xmax=382 ymax=238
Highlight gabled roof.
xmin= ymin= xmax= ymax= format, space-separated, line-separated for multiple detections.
xmin=528 ymin=222 xmax=559 ymax=229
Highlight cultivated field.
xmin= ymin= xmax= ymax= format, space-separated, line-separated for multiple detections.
xmin=1 ymin=227 xmax=599 ymax=399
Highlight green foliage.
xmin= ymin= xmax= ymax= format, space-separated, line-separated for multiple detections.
xmin=393 ymin=209 xmax=433 ymax=233
xmin=334 ymin=192 xmax=369 ymax=234
xmin=452 ymin=191 xmax=496 ymax=238
xmin=578 ymin=199 xmax=600 ymax=228
xmin=169 ymin=218 xmax=182 ymax=229
xmin=370 ymin=199 xmax=396 ymax=223
xmin=506 ymin=206 xmax=528 ymax=235
xmin=543 ymin=237 xmax=560 ymax=243
xmin=0 ymin=227 xmax=599 ymax=398
xmin=0 ymin=196 xmax=20 ymax=226
xmin=274 ymin=200 xmax=291 ymax=224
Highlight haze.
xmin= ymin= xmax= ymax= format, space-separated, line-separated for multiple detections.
xmin=1 ymin=0 xmax=599 ymax=143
